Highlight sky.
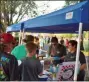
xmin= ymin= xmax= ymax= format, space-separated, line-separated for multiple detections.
xmin=36 ymin=1 xmax=65 ymax=14
xmin=20 ymin=1 xmax=65 ymax=22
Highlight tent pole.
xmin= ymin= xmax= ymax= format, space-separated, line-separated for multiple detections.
xmin=87 ymin=31 xmax=89 ymax=76
xmin=21 ymin=29 xmax=25 ymax=45
xmin=19 ymin=30 xmax=21 ymax=45
xmin=74 ymin=22 xmax=83 ymax=81
xmin=23 ymin=29 xmax=25 ymax=40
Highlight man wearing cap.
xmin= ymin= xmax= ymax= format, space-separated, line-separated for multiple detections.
xmin=11 ymin=35 xmax=36 ymax=60
xmin=0 ymin=33 xmax=16 ymax=53
xmin=0 ymin=33 xmax=19 ymax=81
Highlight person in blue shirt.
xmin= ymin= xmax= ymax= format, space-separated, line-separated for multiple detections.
xmin=0 ymin=33 xmax=19 ymax=81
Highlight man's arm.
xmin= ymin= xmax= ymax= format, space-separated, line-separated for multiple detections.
xmin=37 ymin=60 xmax=43 ymax=75
xmin=9 ymin=55 xmax=19 ymax=81
xmin=47 ymin=45 xmax=51 ymax=56
xmin=79 ymin=52 xmax=86 ymax=71
xmin=63 ymin=46 xmax=67 ymax=56
xmin=60 ymin=46 xmax=67 ymax=60
xmin=61 ymin=56 xmax=66 ymax=60
xmin=80 ymin=64 xmax=86 ymax=71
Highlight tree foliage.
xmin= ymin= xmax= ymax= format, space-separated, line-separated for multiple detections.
xmin=64 ymin=0 xmax=84 ymax=7
xmin=0 ymin=0 xmax=38 ymax=32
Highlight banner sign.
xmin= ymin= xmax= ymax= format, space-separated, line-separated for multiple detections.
xmin=56 ymin=62 xmax=75 ymax=81
xmin=66 ymin=12 xmax=73 ymax=20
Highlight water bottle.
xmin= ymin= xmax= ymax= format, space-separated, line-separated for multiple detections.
xmin=53 ymin=65 xmax=56 ymax=73
xmin=49 ymin=64 xmax=53 ymax=73
xmin=52 ymin=65 xmax=57 ymax=80
xmin=39 ymin=49 xmax=42 ymax=55
xmin=40 ymin=60 xmax=44 ymax=71
xmin=56 ymin=64 xmax=59 ymax=73
xmin=46 ymin=53 xmax=48 ymax=58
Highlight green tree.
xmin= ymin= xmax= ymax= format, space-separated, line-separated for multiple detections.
xmin=0 ymin=0 xmax=38 ymax=32
xmin=64 ymin=0 xmax=84 ymax=7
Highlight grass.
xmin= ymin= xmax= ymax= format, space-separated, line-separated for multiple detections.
xmin=83 ymin=40 xmax=89 ymax=56
xmin=83 ymin=51 xmax=89 ymax=56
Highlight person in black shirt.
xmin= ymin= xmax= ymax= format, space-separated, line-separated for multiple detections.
xmin=0 ymin=33 xmax=19 ymax=81
xmin=60 ymin=37 xmax=64 ymax=45
xmin=64 ymin=40 xmax=86 ymax=81
xmin=80 ymin=36 xmax=84 ymax=50
xmin=48 ymin=37 xmax=66 ymax=65
xmin=19 ymin=42 xmax=43 ymax=81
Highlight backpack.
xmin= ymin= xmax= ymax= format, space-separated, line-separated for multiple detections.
xmin=0 ymin=52 xmax=9 ymax=81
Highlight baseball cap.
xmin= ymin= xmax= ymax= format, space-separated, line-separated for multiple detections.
xmin=0 ymin=33 xmax=15 ymax=44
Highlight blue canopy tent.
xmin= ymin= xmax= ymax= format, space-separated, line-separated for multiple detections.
xmin=6 ymin=1 xmax=89 ymax=33
xmin=6 ymin=18 xmax=78 ymax=33
xmin=24 ymin=1 xmax=89 ymax=32
xmin=6 ymin=1 xmax=89 ymax=80
xmin=23 ymin=1 xmax=89 ymax=80
xmin=6 ymin=22 xmax=23 ymax=32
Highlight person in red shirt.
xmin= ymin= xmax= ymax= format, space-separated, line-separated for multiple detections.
xmin=65 ymin=39 xmax=69 ymax=48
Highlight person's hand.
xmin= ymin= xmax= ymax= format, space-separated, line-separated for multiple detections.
xmin=53 ymin=57 xmax=60 ymax=60
xmin=39 ymin=72 xmax=43 ymax=76
xmin=49 ymin=57 xmax=53 ymax=61
xmin=60 ymin=56 xmax=65 ymax=60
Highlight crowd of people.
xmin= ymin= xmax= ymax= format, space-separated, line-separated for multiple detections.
xmin=0 ymin=33 xmax=86 ymax=81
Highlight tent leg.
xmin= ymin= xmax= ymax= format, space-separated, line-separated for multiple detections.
xmin=86 ymin=55 xmax=89 ymax=77
xmin=21 ymin=29 xmax=25 ymax=45
xmin=74 ymin=23 xmax=83 ymax=81
xmin=19 ymin=30 xmax=21 ymax=45
xmin=87 ymin=31 xmax=89 ymax=77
